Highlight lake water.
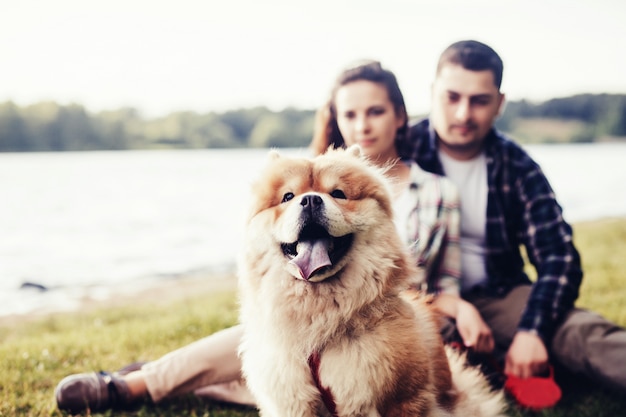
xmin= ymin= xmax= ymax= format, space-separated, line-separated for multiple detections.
xmin=1 ymin=143 xmax=625 ymax=318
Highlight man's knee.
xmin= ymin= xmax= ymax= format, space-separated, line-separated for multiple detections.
xmin=552 ymin=308 xmax=626 ymax=380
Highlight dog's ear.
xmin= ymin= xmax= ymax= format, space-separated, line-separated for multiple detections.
xmin=267 ymin=149 xmax=281 ymax=160
xmin=346 ymin=144 xmax=362 ymax=158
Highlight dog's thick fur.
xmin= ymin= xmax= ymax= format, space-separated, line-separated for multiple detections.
xmin=238 ymin=146 xmax=506 ymax=417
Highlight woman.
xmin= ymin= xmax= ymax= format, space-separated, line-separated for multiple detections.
xmin=311 ymin=60 xmax=460 ymax=294
xmin=55 ymin=60 xmax=493 ymax=414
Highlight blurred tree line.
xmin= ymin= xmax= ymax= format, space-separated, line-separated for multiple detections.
xmin=0 ymin=102 xmax=316 ymax=152
xmin=1 ymin=93 xmax=625 ymax=152
xmin=495 ymin=93 xmax=626 ymax=143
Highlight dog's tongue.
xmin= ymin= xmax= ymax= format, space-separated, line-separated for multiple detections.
xmin=290 ymin=239 xmax=331 ymax=280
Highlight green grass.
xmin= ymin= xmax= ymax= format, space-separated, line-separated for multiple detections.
xmin=2 ymin=218 xmax=626 ymax=416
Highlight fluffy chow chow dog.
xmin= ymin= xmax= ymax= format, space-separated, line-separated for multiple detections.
xmin=238 ymin=146 xmax=506 ymax=417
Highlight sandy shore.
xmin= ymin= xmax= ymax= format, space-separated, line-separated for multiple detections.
xmin=0 ymin=272 xmax=238 ymax=327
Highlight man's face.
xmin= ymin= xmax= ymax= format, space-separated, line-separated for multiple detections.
xmin=430 ymin=63 xmax=505 ymax=160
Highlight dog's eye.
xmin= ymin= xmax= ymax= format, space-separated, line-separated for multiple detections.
xmin=282 ymin=192 xmax=295 ymax=203
xmin=330 ymin=190 xmax=346 ymax=199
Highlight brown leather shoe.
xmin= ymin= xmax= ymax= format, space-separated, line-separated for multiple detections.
xmin=55 ymin=362 xmax=145 ymax=414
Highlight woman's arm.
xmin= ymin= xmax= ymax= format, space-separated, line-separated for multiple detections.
xmin=428 ymin=179 xmax=493 ymax=353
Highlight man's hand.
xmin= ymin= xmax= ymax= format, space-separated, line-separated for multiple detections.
xmin=505 ymin=331 xmax=549 ymax=378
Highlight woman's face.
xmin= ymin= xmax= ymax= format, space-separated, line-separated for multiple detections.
xmin=334 ymin=80 xmax=405 ymax=163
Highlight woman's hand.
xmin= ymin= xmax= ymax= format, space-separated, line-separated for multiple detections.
xmin=455 ymin=300 xmax=494 ymax=353
xmin=432 ymin=294 xmax=494 ymax=353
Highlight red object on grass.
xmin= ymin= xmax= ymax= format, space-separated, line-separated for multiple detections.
xmin=504 ymin=366 xmax=562 ymax=411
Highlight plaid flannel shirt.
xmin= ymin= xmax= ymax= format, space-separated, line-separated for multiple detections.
xmin=401 ymin=118 xmax=583 ymax=342
xmin=402 ymin=161 xmax=461 ymax=296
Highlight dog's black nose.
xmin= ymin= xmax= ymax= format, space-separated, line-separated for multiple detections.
xmin=300 ymin=194 xmax=323 ymax=208
xmin=300 ymin=194 xmax=323 ymax=217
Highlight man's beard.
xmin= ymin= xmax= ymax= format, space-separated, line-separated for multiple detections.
xmin=436 ymin=126 xmax=485 ymax=159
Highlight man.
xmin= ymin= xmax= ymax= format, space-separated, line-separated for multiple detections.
xmin=401 ymin=39 xmax=625 ymax=390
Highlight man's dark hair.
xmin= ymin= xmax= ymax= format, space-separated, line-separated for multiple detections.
xmin=437 ymin=40 xmax=504 ymax=89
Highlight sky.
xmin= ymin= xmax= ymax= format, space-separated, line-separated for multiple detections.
xmin=2 ymin=0 xmax=625 ymax=118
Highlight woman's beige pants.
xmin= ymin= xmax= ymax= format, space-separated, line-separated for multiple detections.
xmin=141 ymin=324 xmax=255 ymax=405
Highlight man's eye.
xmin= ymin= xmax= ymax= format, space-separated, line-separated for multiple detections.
xmin=330 ymin=190 xmax=346 ymax=199
xmin=472 ymin=98 xmax=491 ymax=106
xmin=282 ymin=192 xmax=295 ymax=203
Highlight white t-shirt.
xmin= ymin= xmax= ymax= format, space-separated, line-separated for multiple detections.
xmin=438 ymin=150 xmax=488 ymax=291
